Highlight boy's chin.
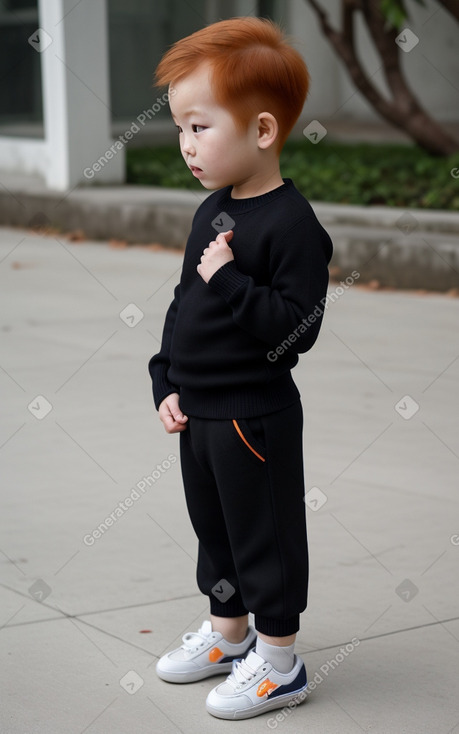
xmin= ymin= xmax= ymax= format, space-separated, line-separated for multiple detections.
xmin=199 ymin=180 xmax=220 ymax=191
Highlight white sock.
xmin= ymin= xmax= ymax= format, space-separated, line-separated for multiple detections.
xmin=255 ymin=637 xmax=295 ymax=673
xmin=217 ymin=625 xmax=252 ymax=649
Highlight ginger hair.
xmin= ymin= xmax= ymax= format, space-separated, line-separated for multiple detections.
xmin=155 ymin=17 xmax=310 ymax=151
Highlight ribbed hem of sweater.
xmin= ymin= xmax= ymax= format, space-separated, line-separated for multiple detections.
xmin=179 ymin=373 xmax=300 ymax=419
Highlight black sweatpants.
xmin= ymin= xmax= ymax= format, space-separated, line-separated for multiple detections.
xmin=179 ymin=401 xmax=308 ymax=637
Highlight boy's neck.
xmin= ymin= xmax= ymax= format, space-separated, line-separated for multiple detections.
xmin=230 ymin=168 xmax=284 ymax=199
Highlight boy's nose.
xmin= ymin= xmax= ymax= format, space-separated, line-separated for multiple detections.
xmin=181 ymin=135 xmax=195 ymax=156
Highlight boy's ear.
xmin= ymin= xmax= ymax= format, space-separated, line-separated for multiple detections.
xmin=257 ymin=112 xmax=279 ymax=150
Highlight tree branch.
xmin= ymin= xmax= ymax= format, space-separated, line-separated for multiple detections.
xmin=436 ymin=0 xmax=459 ymax=23
xmin=343 ymin=0 xmax=360 ymax=45
xmin=306 ymin=0 xmax=401 ymax=120
xmin=304 ymin=0 xmax=459 ymax=154
xmin=362 ymin=0 xmax=412 ymax=107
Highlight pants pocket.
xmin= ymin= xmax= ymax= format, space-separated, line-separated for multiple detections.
xmin=232 ymin=418 xmax=266 ymax=463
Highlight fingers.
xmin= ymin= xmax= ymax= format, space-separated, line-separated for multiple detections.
xmin=161 ymin=412 xmax=188 ymax=433
xmin=159 ymin=394 xmax=188 ymax=433
xmin=214 ymin=230 xmax=233 ymax=246
xmin=207 ymin=230 xmax=233 ymax=250
xmin=220 ymin=229 xmax=234 ymax=243
xmin=167 ymin=404 xmax=188 ymax=424
xmin=163 ymin=416 xmax=188 ymax=433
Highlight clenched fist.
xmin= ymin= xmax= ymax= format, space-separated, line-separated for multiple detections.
xmin=159 ymin=393 xmax=188 ymax=434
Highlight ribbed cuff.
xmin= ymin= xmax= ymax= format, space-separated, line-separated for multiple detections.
xmin=153 ymin=386 xmax=179 ymax=412
xmin=150 ymin=364 xmax=179 ymax=411
xmin=209 ymin=591 xmax=248 ymax=619
xmin=208 ymin=261 xmax=249 ymax=302
xmin=254 ymin=614 xmax=300 ymax=637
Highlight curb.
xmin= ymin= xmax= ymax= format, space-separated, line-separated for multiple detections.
xmin=326 ymin=224 xmax=459 ymax=291
xmin=0 ymin=181 xmax=458 ymax=290
xmin=0 ymin=185 xmax=207 ymax=250
xmin=311 ymin=202 xmax=459 ymax=236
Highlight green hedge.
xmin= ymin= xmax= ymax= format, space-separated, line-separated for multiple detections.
xmin=126 ymin=141 xmax=459 ymax=210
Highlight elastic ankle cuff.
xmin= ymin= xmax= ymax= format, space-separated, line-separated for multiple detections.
xmin=209 ymin=594 xmax=248 ymax=619
xmin=255 ymin=614 xmax=300 ymax=637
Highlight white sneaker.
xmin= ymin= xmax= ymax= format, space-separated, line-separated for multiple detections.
xmin=155 ymin=620 xmax=257 ymax=683
xmin=206 ymin=649 xmax=308 ymax=720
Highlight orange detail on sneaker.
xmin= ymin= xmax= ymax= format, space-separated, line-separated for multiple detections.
xmin=208 ymin=647 xmax=224 ymax=663
xmin=256 ymin=679 xmax=279 ymax=697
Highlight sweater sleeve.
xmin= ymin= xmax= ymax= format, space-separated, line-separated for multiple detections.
xmin=207 ymin=215 xmax=331 ymax=354
xmin=148 ymin=282 xmax=181 ymax=410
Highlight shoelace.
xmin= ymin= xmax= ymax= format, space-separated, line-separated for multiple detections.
xmin=181 ymin=629 xmax=210 ymax=652
xmin=228 ymin=657 xmax=259 ymax=689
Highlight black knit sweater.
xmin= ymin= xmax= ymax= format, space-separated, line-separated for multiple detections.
xmin=148 ymin=179 xmax=333 ymax=418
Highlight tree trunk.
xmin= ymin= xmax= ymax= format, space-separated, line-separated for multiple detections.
xmin=305 ymin=0 xmax=459 ymax=155
xmin=437 ymin=0 xmax=459 ymax=23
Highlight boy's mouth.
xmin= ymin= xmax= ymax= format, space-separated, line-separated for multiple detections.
xmin=189 ymin=165 xmax=203 ymax=177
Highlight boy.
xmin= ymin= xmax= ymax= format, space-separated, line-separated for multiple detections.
xmin=148 ymin=17 xmax=333 ymax=721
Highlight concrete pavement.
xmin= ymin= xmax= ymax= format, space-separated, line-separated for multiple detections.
xmin=1 ymin=226 xmax=459 ymax=733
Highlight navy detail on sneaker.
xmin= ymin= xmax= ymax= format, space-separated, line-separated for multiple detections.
xmin=219 ymin=643 xmax=253 ymax=665
xmin=266 ymin=665 xmax=307 ymax=700
xmin=219 ymin=654 xmax=241 ymax=664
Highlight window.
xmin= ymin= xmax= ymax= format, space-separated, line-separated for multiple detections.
xmin=0 ymin=0 xmax=284 ymax=137
xmin=108 ymin=0 xmax=208 ymax=122
xmin=0 ymin=0 xmax=43 ymax=136
xmin=107 ymin=0 xmax=284 ymax=125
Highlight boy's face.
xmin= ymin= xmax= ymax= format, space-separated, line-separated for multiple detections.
xmin=169 ymin=63 xmax=263 ymax=196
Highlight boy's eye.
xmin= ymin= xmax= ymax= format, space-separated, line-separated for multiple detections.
xmin=176 ymin=125 xmax=183 ymax=134
xmin=192 ymin=124 xmax=206 ymax=133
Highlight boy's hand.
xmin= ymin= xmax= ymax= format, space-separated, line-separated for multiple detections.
xmin=159 ymin=393 xmax=188 ymax=434
xmin=197 ymin=230 xmax=234 ymax=283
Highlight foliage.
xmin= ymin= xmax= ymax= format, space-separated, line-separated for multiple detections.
xmin=126 ymin=141 xmax=459 ymax=210
xmin=380 ymin=0 xmax=425 ymax=29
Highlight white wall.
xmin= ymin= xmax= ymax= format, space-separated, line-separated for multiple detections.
xmin=0 ymin=0 xmax=457 ymax=190
xmin=0 ymin=0 xmax=124 ymax=190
